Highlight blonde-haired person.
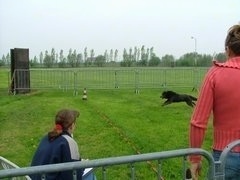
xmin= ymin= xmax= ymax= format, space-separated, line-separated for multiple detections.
xmin=31 ymin=109 xmax=84 ymax=180
xmin=189 ymin=24 xmax=240 ymax=180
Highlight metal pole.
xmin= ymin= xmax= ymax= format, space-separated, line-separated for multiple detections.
xmin=191 ymin=36 xmax=198 ymax=91
xmin=191 ymin=36 xmax=197 ymax=66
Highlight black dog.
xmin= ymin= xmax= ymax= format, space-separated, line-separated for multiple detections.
xmin=161 ymin=90 xmax=197 ymax=107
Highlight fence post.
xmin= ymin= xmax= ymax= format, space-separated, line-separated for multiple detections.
xmin=135 ymin=69 xmax=139 ymax=94
xmin=73 ymin=71 xmax=78 ymax=96
xmin=114 ymin=70 xmax=119 ymax=88
xmin=192 ymin=68 xmax=198 ymax=91
xmin=217 ymin=140 xmax=240 ymax=179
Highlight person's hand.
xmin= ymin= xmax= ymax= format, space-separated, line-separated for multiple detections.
xmin=82 ymin=158 xmax=89 ymax=161
xmin=190 ymin=162 xmax=202 ymax=180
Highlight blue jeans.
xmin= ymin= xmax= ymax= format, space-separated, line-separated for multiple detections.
xmin=213 ymin=150 xmax=240 ymax=180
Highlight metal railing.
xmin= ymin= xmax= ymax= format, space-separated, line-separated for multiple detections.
xmin=8 ymin=68 xmax=209 ymax=94
xmin=216 ymin=140 xmax=240 ymax=180
xmin=1 ymin=140 xmax=240 ymax=179
xmin=0 ymin=148 xmax=215 ymax=180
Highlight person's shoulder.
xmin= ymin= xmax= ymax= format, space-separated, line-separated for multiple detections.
xmin=61 ymin=134 xmax=79 ymax=149
xmin=61 ymin=134 xmax=80 ymax=160
xmin=213 ymin=58 xmax=240 ymax=69
xmin=61 ymin=134 xmax=76 ymax=143
xmin=46 ymin=134 xmax=70 ymax=146
xmin=38 ymin=134 xmax=49 ymax=144
xmin=55 ymin=134 xmax=70 ymax=143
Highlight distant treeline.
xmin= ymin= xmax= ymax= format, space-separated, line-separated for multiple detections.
xmin=0 ymin=46 xmax=226 ymax=68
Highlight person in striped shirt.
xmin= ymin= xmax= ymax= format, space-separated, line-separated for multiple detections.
xmin=189 ymin=24 xmax=240 ymax=180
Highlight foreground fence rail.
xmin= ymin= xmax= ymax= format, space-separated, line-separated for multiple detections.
xmin=0 ymin=148 xmax=215 ymax=180
xmin=1 ymin=140 xmax=240 ymax=179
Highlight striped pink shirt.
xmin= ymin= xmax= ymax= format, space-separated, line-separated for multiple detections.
xmin=189 ymin=56 xmax=240 ymax=162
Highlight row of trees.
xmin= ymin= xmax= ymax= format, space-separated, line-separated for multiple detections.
xmin=0 ymin=46 xmax=226 ymax=68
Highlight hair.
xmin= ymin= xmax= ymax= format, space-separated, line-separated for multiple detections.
xmin=48 ymin=109 xmax=80 ymax=141
xmin=225 ymin=24 xmax=240 ymax=55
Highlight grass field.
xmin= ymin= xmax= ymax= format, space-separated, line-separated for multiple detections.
xmin=0 ymin=68 xmax=213 ymax=179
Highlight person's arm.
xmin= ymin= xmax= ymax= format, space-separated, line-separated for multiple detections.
xmin=189 ymin=68 xmax=214 ymax=162
xmin=60 ymin=136 xmax=84 ymax=180
xmin=189 ymin=68 xmax=215 ymax=179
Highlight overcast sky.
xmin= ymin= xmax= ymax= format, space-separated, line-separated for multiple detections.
xmin=0 ymin=0 xmax=239 ymax=60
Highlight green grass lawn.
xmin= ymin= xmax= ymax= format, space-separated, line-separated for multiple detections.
xmin=0 ymin=88 xmax=213 ymax=179
xmin=0 ymin=68 xmax=213 ymax=179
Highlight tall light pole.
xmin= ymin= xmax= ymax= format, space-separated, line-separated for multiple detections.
xmin=191 ymin=36 xmax=197 ymax=66
xmin=191 ymin=36 xmax=197 ymax=91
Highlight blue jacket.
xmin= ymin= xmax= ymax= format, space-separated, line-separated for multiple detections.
xmin=30 ymin=132 xmax=83 ymax=180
